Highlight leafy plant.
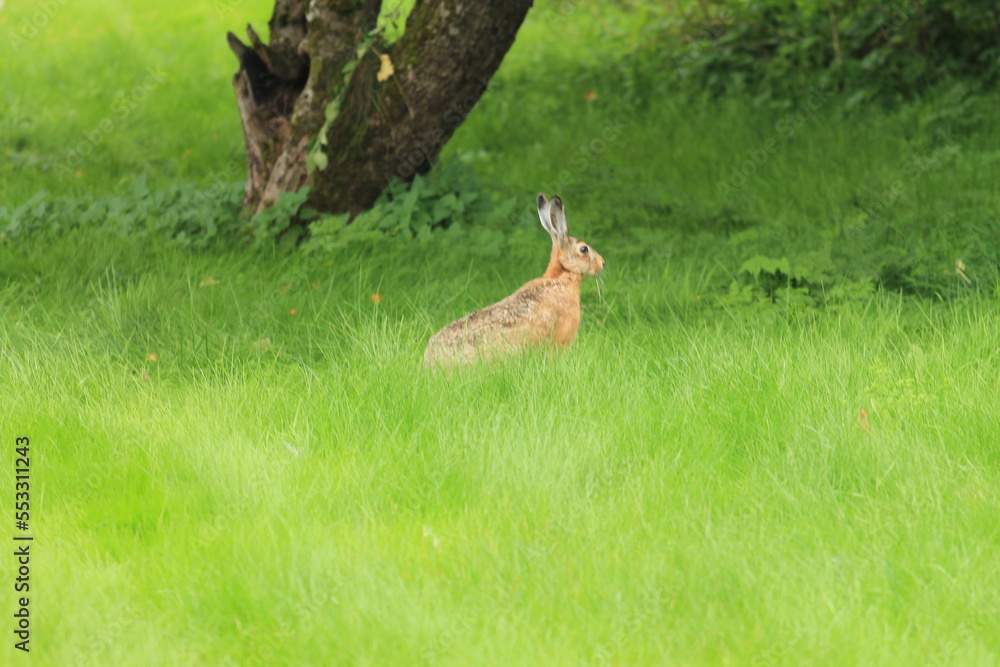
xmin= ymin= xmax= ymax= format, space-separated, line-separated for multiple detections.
xmin=721 ymin=202 xmax=992 ymax=311
xmin=247 ymin=187 xmax=315 ymax=246
xmin=629 ymin=0 xmax=1000 ymax=106
xmin=304 ymin=158 xmax=518 ymax=253
xmin=0 ymin=177 xmax=246 ymax=249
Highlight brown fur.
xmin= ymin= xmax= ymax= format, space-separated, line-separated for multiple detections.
xmin=424 ymin=194 xmax=604 ymax=367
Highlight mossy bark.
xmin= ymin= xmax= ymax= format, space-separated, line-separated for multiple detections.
xmin=228 ymin=0 xmax=534 ymax=220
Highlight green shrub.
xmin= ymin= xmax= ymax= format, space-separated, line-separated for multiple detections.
xmin=633 ymin=0 xmax=999 ymax=104
xmin=0 ymin=159 xmax=520 ymax=256
xmin=0 ymin=176 xmax=246 ymax=249
xmin=303 ymin=159 xmax=519 ymax=254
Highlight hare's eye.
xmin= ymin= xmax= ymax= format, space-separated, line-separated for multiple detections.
xmin=580 ymin=245 xmax=589 ymax=254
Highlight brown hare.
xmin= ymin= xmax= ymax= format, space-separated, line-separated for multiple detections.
xmin=424 ymin=193 xmax=604 ymax=367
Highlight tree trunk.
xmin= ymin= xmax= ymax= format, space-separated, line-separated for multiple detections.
xmin=228 ymin=0 xmax=534 ymax=220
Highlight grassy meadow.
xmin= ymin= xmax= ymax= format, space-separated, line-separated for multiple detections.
xmin=2 ymin=1 xmax=999 ymax=665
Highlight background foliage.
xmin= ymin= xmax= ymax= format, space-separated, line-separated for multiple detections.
xmin=655 ymin=0 xmax=999 ymax=105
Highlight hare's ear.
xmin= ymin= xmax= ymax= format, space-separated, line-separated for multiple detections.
xmin=550 ymin=195 xmax=569 ymax=239
xmin=537 ymin=193 xmax=555 ymax=236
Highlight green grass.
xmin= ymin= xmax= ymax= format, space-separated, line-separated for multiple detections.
xmin=3 ymin=237 xmax=999 ymax=664
xmin=0 ymin=0 xmax=273 ymax=203
xmin=2 ymin=0 xmax=1000 ymax=665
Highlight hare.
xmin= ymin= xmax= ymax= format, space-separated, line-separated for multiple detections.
xmin=424 ymin=193 xmax=604 ymax=367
